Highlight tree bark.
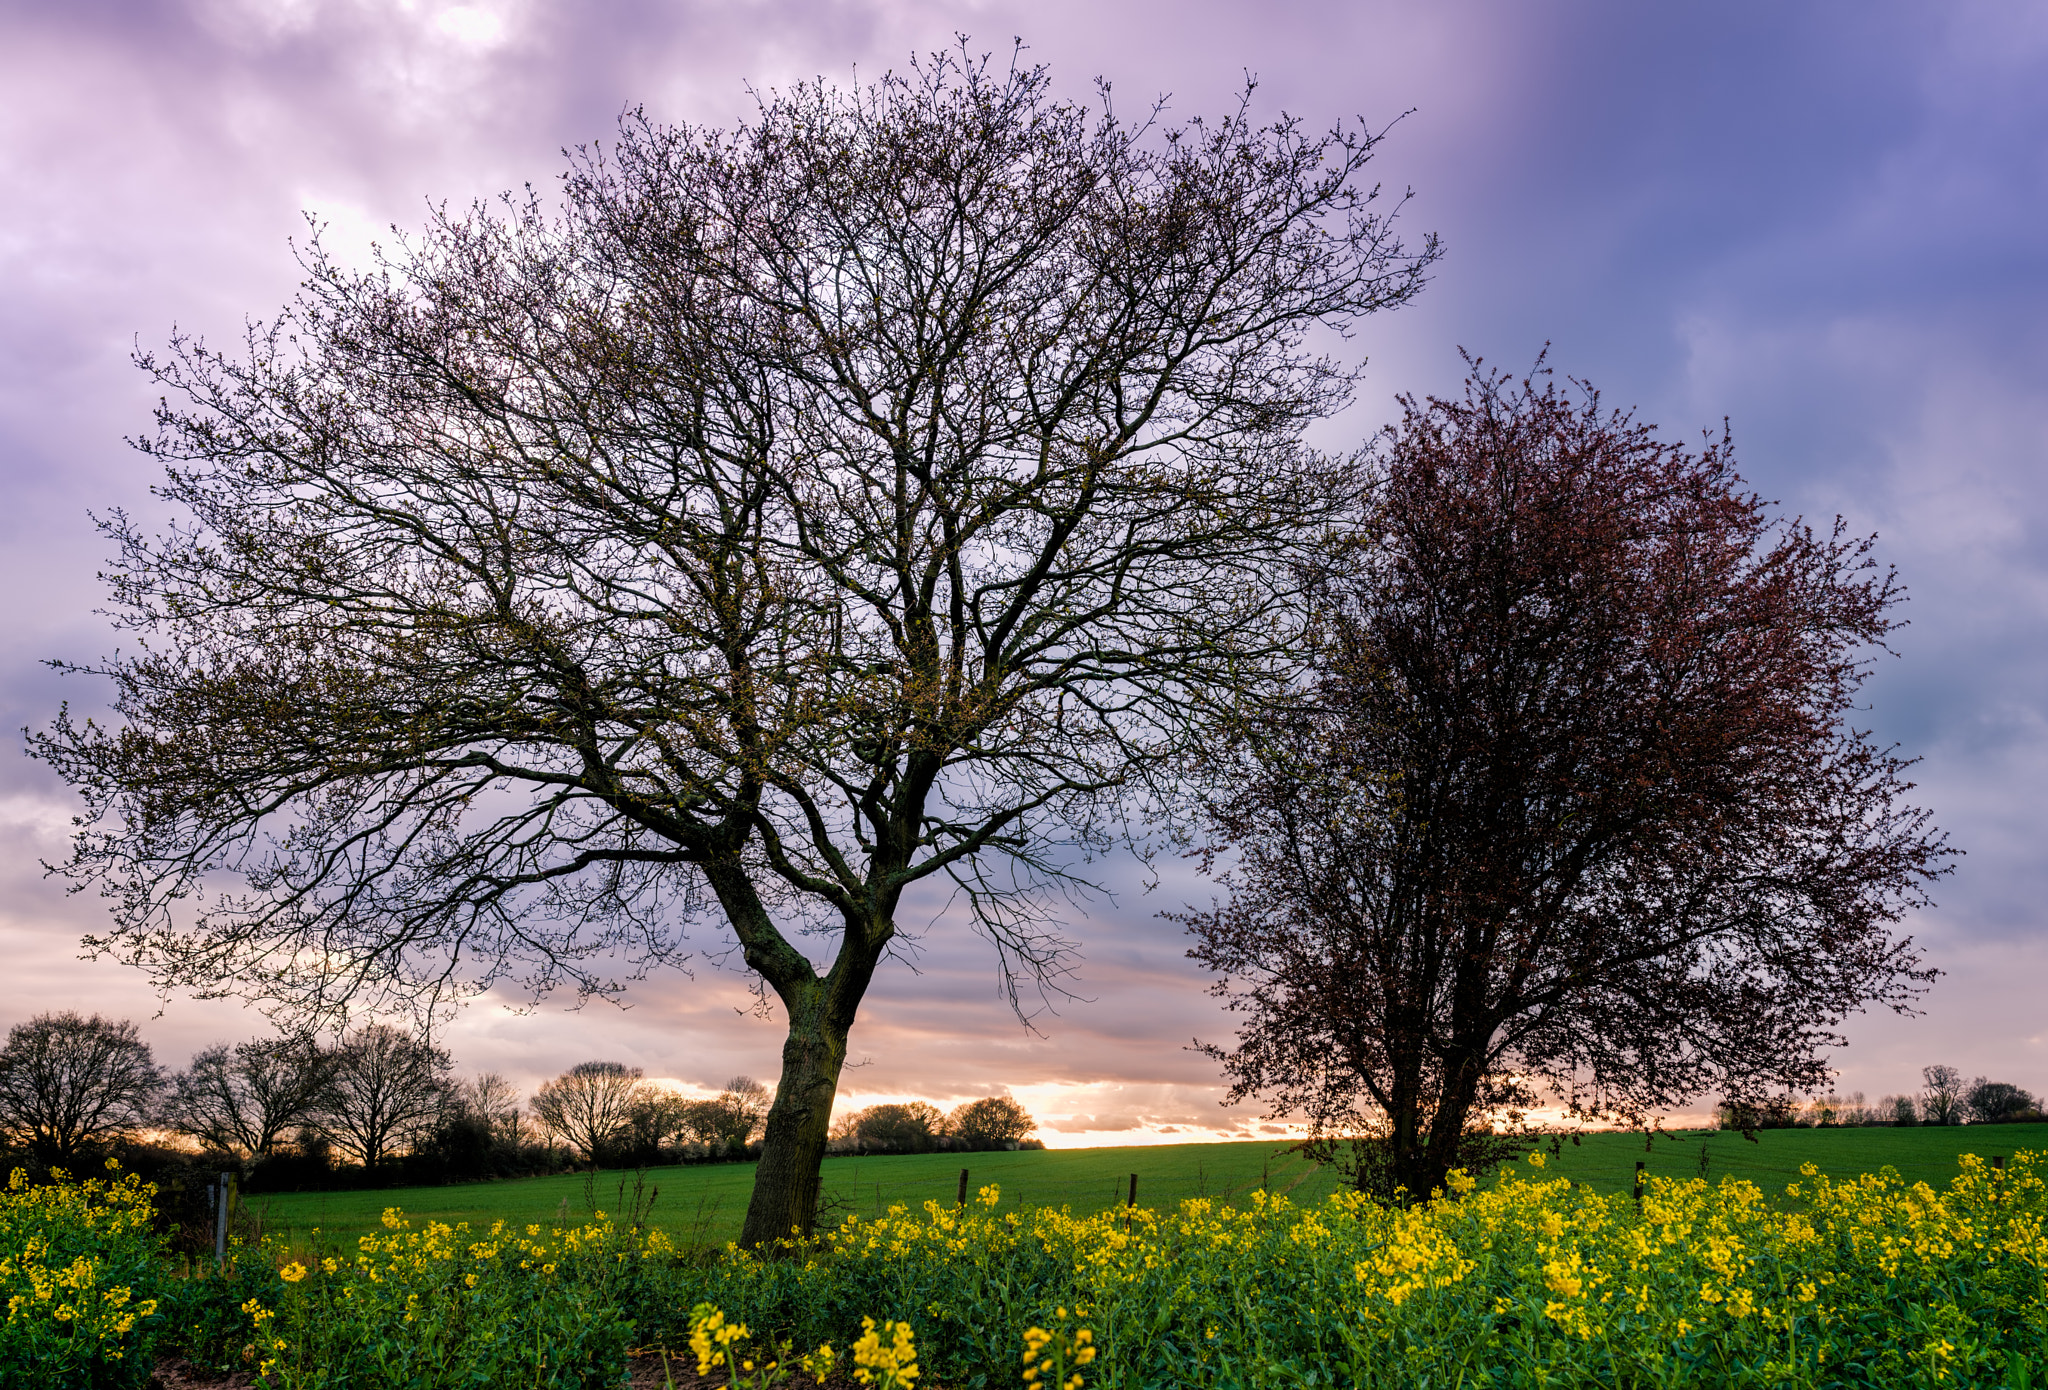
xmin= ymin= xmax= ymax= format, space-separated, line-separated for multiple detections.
xmin=740 ymin=984 xmax=851 ymax=1248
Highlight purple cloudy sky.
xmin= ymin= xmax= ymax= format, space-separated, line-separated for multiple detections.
xmin=3 ymin=0 xmax=2045 ymax=1144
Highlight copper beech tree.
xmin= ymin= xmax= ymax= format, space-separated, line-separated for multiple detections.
xmin=1181 ymin=362 xmax=1953 ymax=1202
xmin=32 ymin=49 xmax=1435 ymax=1244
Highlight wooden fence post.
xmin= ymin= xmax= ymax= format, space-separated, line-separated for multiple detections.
xmin=212 ymin=1172 xmax=233 ymax=1265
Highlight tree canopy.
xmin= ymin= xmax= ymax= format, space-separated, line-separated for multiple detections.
xmin=531 ymin=1061 xmax=648 ymax=1161
xmin=35 ymin=46 xmax=1433 ymax=1242
xmin=157 ymin=1035 xmax=331 ymax=1157
xmin=0 ymin=1012 xmax=163 ymax=1163
xmin=1183 ymin=361 xmax=1952 ymax=1200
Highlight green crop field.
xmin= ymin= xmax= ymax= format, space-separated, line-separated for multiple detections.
xmin=245 ymin=1122 xmax=2048 ymax=1252
xmin=246 ymin=1140 xmax=1332 ymax=1252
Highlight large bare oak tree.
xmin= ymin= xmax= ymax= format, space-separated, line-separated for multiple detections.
xmin=1182 ymin=361 xmax=1953 ymax=1201
xmin=34 ymin=49 xmax=1434 ymax=1243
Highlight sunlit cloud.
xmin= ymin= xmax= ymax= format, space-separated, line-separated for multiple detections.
xmin=1 ymin=0 xmax=2045 ymax=1139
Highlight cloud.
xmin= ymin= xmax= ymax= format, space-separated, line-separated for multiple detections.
xmin=2 ymin=0 xmax=2045 ymax=1138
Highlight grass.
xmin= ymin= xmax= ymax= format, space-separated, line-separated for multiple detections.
xmin=243 ymin=1122 xmax=2048 ymax=1253
xmin=246 ymin=1141 xmax=1333 ymax=1252
xmin=1514 ymin=1120 xmax=2048 ymax=1197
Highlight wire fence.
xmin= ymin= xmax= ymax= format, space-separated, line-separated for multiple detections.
xmin=810 ymin=1152 xmax=1336 ymax=1226
xmin=250 ymin=1128 xmax=2042 ymax=1253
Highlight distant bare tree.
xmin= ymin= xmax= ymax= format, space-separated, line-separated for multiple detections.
xmin=460 ymin=1072 xmax=524 ymax=1144
xmin=850 ymin=1101 xmax=946 ymax=1152
xmin=717 ymin=1077 xmax=771 ymax=1144
xmin=677 ymin=1076 xmax=772 ymax=1150
xmin=319 ymin=1024 xmax=452 ymax=1166
xmin=1921 ymin=1065 xmax=1967 ymax=1126
xmin=622 ymin=1087 xmax=692 ymax=1154
xmin=35 ymin=46 xmax=1434 ymax=1244
xmin=1964 ymin=1077 xmax=2036 ymax=1124
xmin=0 ymin=1012 xmax=164 ymax=1163
xmin=158 ymin=1035 xmax=331 ymax=1157
xmin=531 ymin=1062 xmax=647 ymax=1161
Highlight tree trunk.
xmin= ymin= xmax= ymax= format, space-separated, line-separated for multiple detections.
xmin=738 ymin=983 xmax=852 ymax=1248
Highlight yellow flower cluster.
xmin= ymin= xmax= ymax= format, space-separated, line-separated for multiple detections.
xmin=1020 ymin=1312 xmax=1095 ymax=1390
xmin=179 ymin=1146 xmax=2048 ymax=1389
xmin=679 ymin=1303 xmax=909 ymax=1389
xmin=703 ymin=1151 xmax=2048 ymax=1387
xmin=850 ymin=1315 xmax=920 ymax=1388
xmin=246 ymin=1205 xmax=658 ymax=1387
xmin=689 ymin=1303 xmax=749 ymax=1376
xmin=1 ymin=1162 xmax=162 ymax=1369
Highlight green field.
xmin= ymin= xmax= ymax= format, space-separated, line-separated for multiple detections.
xmin=246 ymin=1122 xmax=2048 ymax=1253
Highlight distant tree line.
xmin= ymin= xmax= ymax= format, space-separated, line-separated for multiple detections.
xmin=0 ymin=1011 xmax=1039 ymax=1192
xmin=828 ymin=1097 xmax=1043 ymax=1155
xmin=1716 ymin=1065 xmax=2043 ymax=1131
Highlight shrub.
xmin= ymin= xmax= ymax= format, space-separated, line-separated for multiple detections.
xmin=0 ymin=1160 xmax=173 ymax=1388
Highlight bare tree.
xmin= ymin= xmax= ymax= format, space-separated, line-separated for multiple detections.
xmin=32 ymin=46 xmax=1433 ymax=1243
xmin=1964 ymin=1078 xmax=2037 ymax=1124
xmin=846 ymin=1100 xmax=946 ymax=1152
xmin=158 ymin=1035 xmax=331 ymax=1157
xmin=1183 ymin=362 xmax=1952 ymax=1200
xmin=460 ymin=1071 xmax=524 ymax=1145
xmin=530 ymin=1061 xmax=647 ymax=1161
xmin=0 ymin=1012 xmax=164 ymax=1163
xmin=318 ymin=1024 xmax=451 ymax=1167
xmin=1921 ymin=1064 xmax=1967 ymax=1126
xmin=623 ymin=1086 xmax=693 ymax=1154
xmin=677 ymin=1077 xmax=773 ymax=1150
xmin=714 ymin=1076 xmax=771 ymax=1145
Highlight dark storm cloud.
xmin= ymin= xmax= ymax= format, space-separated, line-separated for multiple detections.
xmin=2 ymin=0 xmax=2043 ymax=1128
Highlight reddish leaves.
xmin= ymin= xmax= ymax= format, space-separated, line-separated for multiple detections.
xmin=1182 ymin=360 xmax=1952 ymax=1200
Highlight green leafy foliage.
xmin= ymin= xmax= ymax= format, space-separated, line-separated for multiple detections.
xmin=635 ymin=1155 xmax=2048 ymax=1389
xmin=238 ymin=1209 xmax=639 ymax=1388
xmin=31 ymin=1142 xmax=2047 ymax=1387
xmin=0 ymin=1162 xmax=172 ymax=1389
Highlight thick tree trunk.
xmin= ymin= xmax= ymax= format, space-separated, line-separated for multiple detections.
xmin=738 ymin=983 xmax=852 ymax=1249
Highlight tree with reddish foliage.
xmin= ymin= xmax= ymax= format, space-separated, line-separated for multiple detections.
xmin=1181 ymin=360 xmax=1954 ymax=1202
